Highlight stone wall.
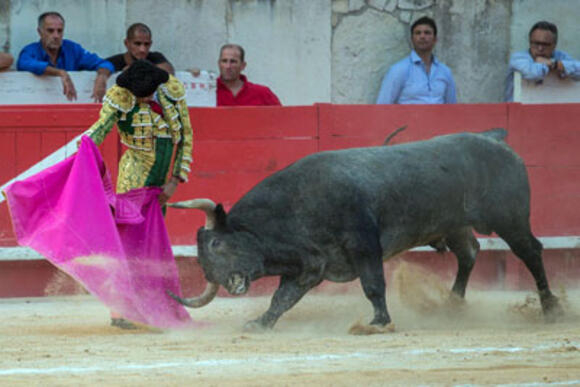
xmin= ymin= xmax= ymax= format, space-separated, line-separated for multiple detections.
xmin=333 ymin=0 xmax=512 ymax=104
xmin=2 ymin=0 xmax=580 ymax=105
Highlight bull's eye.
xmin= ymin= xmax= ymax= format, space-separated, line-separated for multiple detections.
xmin=210 ymin=238 xmax=222 ymax=249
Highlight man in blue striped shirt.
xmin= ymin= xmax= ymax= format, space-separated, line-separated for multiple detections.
xmin=17 ymin=12 xmax=114 ymax=102
xmin=376 ymin=16 xmax=456 ymax=105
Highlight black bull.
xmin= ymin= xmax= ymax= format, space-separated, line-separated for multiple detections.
xmin=168 ymin=129 xmax=562 ymax=330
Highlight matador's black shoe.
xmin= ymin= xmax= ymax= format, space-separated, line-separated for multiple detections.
xmin=111 ymin=318 xmax=138 ymax=330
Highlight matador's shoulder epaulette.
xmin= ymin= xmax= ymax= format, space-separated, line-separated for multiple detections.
xmin=102 ymin=84 xmax=136 ymax=113
xmin=159 ymin=75 xmax=186 ymax=101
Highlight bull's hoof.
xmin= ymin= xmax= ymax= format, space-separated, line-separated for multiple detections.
xmin=543 ymin=296 xmax=564 ymax=323
xmin=348 ymin=322 xmax=395 ymax=335
xmin=445 ymin=292 xmax=467 ymax=309
xmin=243 ymin=319 xmax=271 ymax=332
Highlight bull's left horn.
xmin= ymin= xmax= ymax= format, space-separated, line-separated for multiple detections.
xmin=167 ymin=282 xmax=219 ymax=308
xmin=167 ymin=198 xmax=217 ymax=229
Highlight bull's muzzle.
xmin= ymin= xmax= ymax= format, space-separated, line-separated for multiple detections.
xmin=227 ymin=273 xmax=250 ymax=295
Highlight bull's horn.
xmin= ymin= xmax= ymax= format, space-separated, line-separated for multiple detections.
xmin=167 ymin=282 xmax=219 ymax=308
xmin=167 ymin=198 xmax=217 ymax=229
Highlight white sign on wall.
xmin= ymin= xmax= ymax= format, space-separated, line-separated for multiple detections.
xmin=0 ymin=70 xmax=217 ymax=107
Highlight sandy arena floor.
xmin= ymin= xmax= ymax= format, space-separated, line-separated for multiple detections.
xmin=0 ymin=262 xmax=579 ymax=386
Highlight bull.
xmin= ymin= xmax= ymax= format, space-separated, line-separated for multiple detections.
xmin=168 ymin=129 xmax=562 ymax=331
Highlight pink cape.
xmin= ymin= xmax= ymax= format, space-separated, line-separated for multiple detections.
xmin=3 ymin=136 xmax=194 ymax=329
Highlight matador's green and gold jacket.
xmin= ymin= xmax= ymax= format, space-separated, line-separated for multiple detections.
xmin=85 ymin=75 xmax=193 ymax=191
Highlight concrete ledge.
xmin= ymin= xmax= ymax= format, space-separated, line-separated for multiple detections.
xmin=514 ymin=71 xmax=580 ymax=104
xmin=0 ymin=245 xmax=199 ymax=261
xmin=0 ymin=71 xmax=216 ymax=106
xmin=1 ymin=236 xmax=579 ymax=261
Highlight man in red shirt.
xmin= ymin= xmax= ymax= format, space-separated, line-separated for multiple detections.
xmin=216 ymin=44 xmax=281 ymax=106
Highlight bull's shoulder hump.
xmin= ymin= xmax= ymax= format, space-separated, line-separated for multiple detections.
xmin=479 ymin=128 xmax=508 ymax=141
xmin=292 ymin=131 xmax=512 ymax=166
xmin=299 ymin=146 xmax=388 ymax=161
xmin=429 ymin=131 xmax=509 ymax=147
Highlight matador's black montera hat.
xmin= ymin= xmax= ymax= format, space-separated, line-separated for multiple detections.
xmin=116 ymin=59 xmax=169 ymax=97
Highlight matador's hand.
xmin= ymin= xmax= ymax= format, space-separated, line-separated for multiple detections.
xmin=159 ymin=178 xmax=179 ymax=206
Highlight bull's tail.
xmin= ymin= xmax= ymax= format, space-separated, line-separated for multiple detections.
xmin=383 ymin=125 xmax=407 ymax=145
xmin=479 ymin=128 xmax=507 ymax=141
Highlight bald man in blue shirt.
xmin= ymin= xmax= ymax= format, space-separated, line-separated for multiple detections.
xmin=17 ymin=12 xmax=114 ymax=102
xmin=376 ymin=16 xmax=456 ymax=105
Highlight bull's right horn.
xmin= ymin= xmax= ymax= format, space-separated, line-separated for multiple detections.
xmin=167 ymin=198 xmax=217 ymax=229
xmin=166 ymin=198 xmax=219 ymax=307
xmin=167 ymin=281 xmax=219 ymax=308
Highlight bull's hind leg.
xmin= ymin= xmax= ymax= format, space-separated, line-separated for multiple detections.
xmin=446 ymin=227 xmax=480 ymax=298
xmin=496 ymin=227 xmax=562 ymax=319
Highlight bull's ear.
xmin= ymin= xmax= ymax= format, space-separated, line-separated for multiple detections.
xmin=215 ymin=204 xmax=227 ymax=228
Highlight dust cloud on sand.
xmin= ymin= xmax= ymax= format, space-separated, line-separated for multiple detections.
xmin=1 ymin=259 xmax=578 ymax=386
xmin=44 ymin=270 xmax=88 ymax=296
xmin=44 ymin=254 xmax=121 ymax=297
xmin=387 ymin=260 xmax=574 ymax=330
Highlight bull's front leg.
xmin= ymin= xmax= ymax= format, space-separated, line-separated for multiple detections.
xmin=244 ymin=275 xmax=320 ymax=331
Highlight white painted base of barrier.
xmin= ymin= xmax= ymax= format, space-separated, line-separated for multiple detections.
xmin=1 ymin=236 xmax=578 ymax=261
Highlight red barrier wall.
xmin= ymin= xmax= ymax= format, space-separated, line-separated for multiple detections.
xmin=0 ymin=105 xmax=119 ymax=246
xmin=507 ymin=103 xmax=580 ymax=236
xmin=317 ymin=103 xmax=509 ymax=150
xmin=1 ymin=103 xmax=579 ymax=297
xmin=167 ymin=106 xmax=319 ymax=245
xmin=165 ymin=103 xmax=580 ymax=243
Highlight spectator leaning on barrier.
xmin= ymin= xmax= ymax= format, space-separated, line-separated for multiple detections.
xmin=83 ymin=59 xmax=193 ymax=329
xmin=376 ymin=16 xmax=456 ymax=104
xmin=0 ymin=53 xmax=14 ymax=71
xmin=505 ymin=20 xmax=580 ymax=102
xmin=216 ymin=44 xmax=281 ymax=106
xmin=17 ymin=11 xmax=114 ymax=102
xmin=106 ymin=23 xmax=174 ymax=75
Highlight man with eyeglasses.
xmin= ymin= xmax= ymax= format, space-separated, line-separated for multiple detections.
xmin=505 ymin=20 xmax=580 ymax=101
